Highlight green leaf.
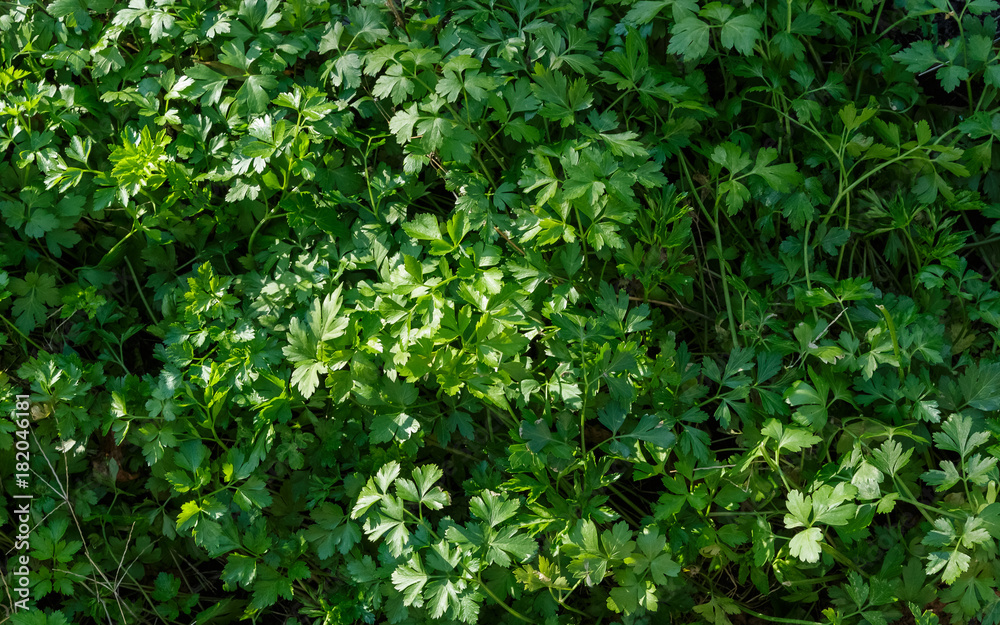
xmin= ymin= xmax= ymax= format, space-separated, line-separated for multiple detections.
xmin=352 ymin=461 xmax=400 ymax=518
xmin=183 ymin=64 xmax=230 ymax=106
xmin=958 ymin=362 xmax=1000 ymax=412
xmin=668 ymin=18 xmax=711 ymax=61
xmin=234 ymin=476 xmax=273 ymax=511
xmin=921 ymin=460 xmax=962 ymax=491
xmin=489 ymin=526 xmax=539 ymax=565
xmin=693 ymin=595 xmax=741 ymax=625
xmin=960 ymin=516 xmax=992 ymax=548
xmin=367 ymin=495 xmax=410 ymax=556
xmin=239 ymin=0 xmax=282 ymax=31
xmin=811 ymin=483 xmax=857 ymax=526
xmin=396 ymin=464 xmax=449 ymax=510
xmin=761 ymin=418 xmax=822 ymax=452
xmin=893 ymin=41 xmax=940 ymax=74
xmin=784 ymin=490 xmax=812 ymax=528
xmin=11 ymin=272 xmax=60 ymax=333
xmin=617 ymin=414 xmax=676 ymax=455
xmin=10 ymin=610 xmax=70 ymax=625
xmin=936 ymin=64 xmax=970 ymax=94
xmin=602 ymin=522 xmax=635 ymax=560
xmin=249 ymin=565 xmax=294 ymax=610
xmin=935 ymin=413 xmax=989 ymax=458
xmin=783 ymin=377 xmax=829 ymax=429
xmin=304 ymin=503 xmax=362 ymax=559
xmin=789 ymin=527 xmax=823 ymax=563
xmin=283 ymin=288 xmax=350 ymax=398
xmin=915 ymin=120 xmax=932 ymax=146
xmin=470 ymin=491 xmax=521 ymax=527
xmin=851 ymin=460 xmax=883 ymax=499
xmin=176 ymin=500 xmax=202 ymax=532
xmin=289 ymin=361 xmax=324 ymax=399
xmin=925 ymin=549 xmax=971 ymax=584
xmin=519 ymin=418 xmax=557 ymax=453
xmin=845 ymin=571 xmax=869 ymax=608
xmin=966 ymin=454 xmax=998 ymax=486
xmin=920 ymin=518 xmax=955 ymax=547
xmin=628 ymin=527 xmax=682 ymax=584
xmin=624 ymin=0 xmax=671 ymax=24
xmin=152 ymin=572 xmax=181 ymax=602
xmin=719 ymin=12 xmax=763 ymax=55
xmin=369 ymin=412 xmax=420 ymax=443
xmin=392 ymin=553 xmax=429 ymax=606
xmin=751 ymin=516 xmax=776 ymax=567
xmin=598 ymin=402 xmax=627 ymax=434
xmin=711 ymin=142 xmax=753 ymax=173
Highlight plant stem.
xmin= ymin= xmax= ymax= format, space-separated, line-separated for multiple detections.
xmin=712 ymin=196 xmax=740 ymax=349
xmin=125 ymin=256 xmax=157 ymax=323
xmin=1 ymin=314 xmax=44 ymax=352
xmin=579 ymin=339 xmax=589 ymax=456
xmin=739 ymin=605 xmax=824 ymax=625
xmin=875 ymin=304 xmax=904 ymax=383
xmin=475 ymin=573 xmax=533 ymax=623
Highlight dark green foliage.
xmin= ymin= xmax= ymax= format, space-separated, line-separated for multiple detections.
xmin=6 ymin=0 xmax=1000 ymax=623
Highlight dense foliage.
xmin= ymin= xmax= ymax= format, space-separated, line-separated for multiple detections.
xmin=7 ymin=0 xmax=1000 ymax=623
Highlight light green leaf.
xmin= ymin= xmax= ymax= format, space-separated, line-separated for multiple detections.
xmin=784 ymin=490 xmax=812 ymax=528
xmin=470 ymin=491 xmax=521 ymax=528
xmin=789 ymin=527 xmax=823 ymax=563
xmin=762 ymin=418 xmax=822 ymax=453
xmin=392 ymin=554 xmax=429 ymax=606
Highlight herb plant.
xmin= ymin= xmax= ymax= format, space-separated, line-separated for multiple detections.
xmin=4 ymin=0 xmax=1000 ymax=624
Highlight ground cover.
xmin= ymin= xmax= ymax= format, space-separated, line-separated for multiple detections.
xmin=5 ymin=0 xmax=1000 ymax=623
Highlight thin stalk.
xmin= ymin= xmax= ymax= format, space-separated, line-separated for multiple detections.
xmin=554 ymin=592 xmax=589 ymax=617
xmin=124 ymin=256 xmax=157 ymax=323
xmin=1 ymin=314 xmax=44 ymax=351
xmin=870 ymin=0 xmax=888 ymax=35
xmin=875 ymin=304 xmax=905 ymax=383
xmin=475 ymin=573 xmax=533 ymax=623
xmin=713 ymin=196 xmax=740 ymax=349
xmin=739 ymin=606 xmax=825 ymax=625
xmin=607 ymin=483 xmax=648 ymax=522
xmin=579 ymin=339 xmax=589 ymax=456
xmin=802 ymin=220 xmax=816 ymax=321
xmin=247 ymin=189 xmax=275 ymax=256
xmin=677 ymin=155 xmax=715 ymax=343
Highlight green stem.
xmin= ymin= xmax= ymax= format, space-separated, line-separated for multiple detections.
xmin=713 ymin=196 xmax=741 ymax=349
xmin=876 ymin=11 xmax=939 ymax=40
xmin=124 ymin=256 xmax=157 ymax=323
xmin=834 ymin=193 xmax=851 ymax=280
xmin=802 ymin=220 xmax=816 ymax=321
xmin=961 ymin=234 xmax=1000 ymax=250
xmin=579 ymin=340 xmax=589 ymax=456
xmin=870 ymin=0 xmax=888 ymax=35
xmin=247 ymin=191 xmax=276 ymax=256
xmin=974 ymin=84 xmax=995 ymax=115
xmin=0 ymin=314 xmax=44 ymax=352
xmin=677 ymin=155 xmax=714 ymax=345
xmin=875 ymin=304 xmax=904 ymax=383
xmin=892 ymin=477 xmax=954 ymax=523
xmin=819 ymin=147 xmax=924 ymax=229
xmin=607 ymin=483 xmax=646 ymax=524
xmin=553 ymin=591 xmax=589 ymax=617
xmin=821 ymin=542 xmax=864 ymax=573
xmin=98 ymin=225 xmax=139 ymax=268
xmin=475 ymin=573 xmax=533 ymax=623
xmin=773 ymin=447 xmax=792 ymax=492
xmin=739 ymin=605 xmax=824 ymax=625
